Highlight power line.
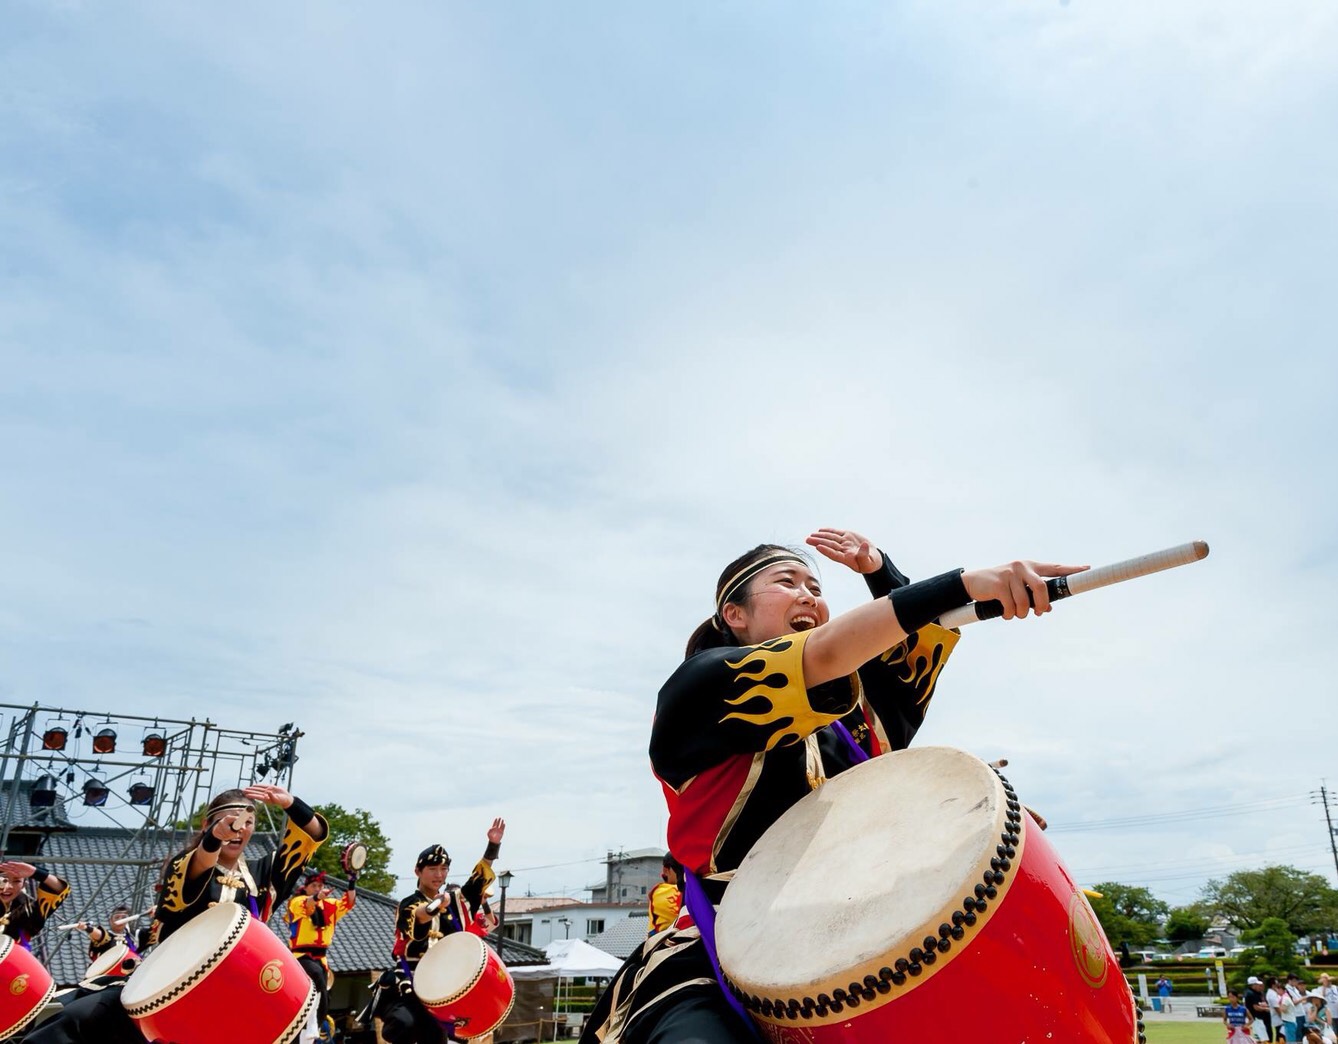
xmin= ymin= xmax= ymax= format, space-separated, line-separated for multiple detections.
xmin=1048 ymin=794 xmax=1309 ymax=834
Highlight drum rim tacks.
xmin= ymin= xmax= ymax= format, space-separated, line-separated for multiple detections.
xmin=120 ymin=904 xmax=250 ymax=1016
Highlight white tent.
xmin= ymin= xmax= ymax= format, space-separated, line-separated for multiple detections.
xmin=510 ymin=939 xmax=625 ymax=1039
xmin=509 ymin=937 xmax=625 ymax=980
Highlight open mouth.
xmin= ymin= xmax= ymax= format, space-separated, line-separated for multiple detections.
xmin=789 ymin=614 xmax=817 ymax=632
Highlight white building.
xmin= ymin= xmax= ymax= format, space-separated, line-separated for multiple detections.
xmin=500 ymin=896 xmax=646 ymax=950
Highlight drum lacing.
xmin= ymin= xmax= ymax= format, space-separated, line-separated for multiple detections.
xmin=1135 ymin=997 xmax=1147 ymax=1044
xmin=728 ymin=768 xmax=1023 ymax=1023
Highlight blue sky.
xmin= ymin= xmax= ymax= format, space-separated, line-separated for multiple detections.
xmin=3 ymin=1 xmax=1336 ymax=906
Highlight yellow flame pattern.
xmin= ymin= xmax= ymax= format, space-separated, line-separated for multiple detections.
xmin=719 ymin=632 xmax=857 ymax=751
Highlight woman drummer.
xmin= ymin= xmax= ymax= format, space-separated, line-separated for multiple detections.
xmin=0 ymin=859 xmax=69 ymax=949
xmin=27 ymin=782 xmax=328 ymax=1044
xmin=581 ymin=529 xmax=1084 ymax=1044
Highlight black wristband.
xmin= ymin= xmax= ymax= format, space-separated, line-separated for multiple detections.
xmin=888 ymin=569 xmax=970 ymax=633
xmin=484 ymin=841 xmax=501 ymax=861
xmin=30 ymin=863 xmax=51 ymax=882
xmin=200 ymin=832 xmax=223 ymax=853
xmin=863 ymin=549 xmax=912 ymax=599
xmin=287 ymin=796 xmax=316 ymax=824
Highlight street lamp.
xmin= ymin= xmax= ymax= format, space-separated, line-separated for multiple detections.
xmin=496 ymin=869 xmax=514 ymax=951
xmin=558 ymin=916 xmax=572 ymax=940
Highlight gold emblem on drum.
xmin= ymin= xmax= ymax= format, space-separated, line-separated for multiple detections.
xmin=259 ymin=959 xmax=286 ymax=993
xmin=9 ymin=973 xmax=28 ymax=995
xmin=1068 ymin=892 xmax=1109 ymax=989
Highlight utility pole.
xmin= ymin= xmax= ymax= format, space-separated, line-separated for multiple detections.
xmin=1319 ymin=785 xmax=1338 ymax=885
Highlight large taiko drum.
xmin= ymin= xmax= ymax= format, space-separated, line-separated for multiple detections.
xmin=121 ymin=902 xmax=316 ymax=1044
xmin=85 ymin=940 xmax=140 ymax=980
xmin=0 ymin=936 xmax=56 ymax=1039
xmin=413 ymin=932 xmax=515 ymax=1039
xmin=715 ymin=746 xmax=1141 ymax=1044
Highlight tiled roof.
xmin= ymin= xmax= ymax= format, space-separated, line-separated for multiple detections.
xmin=31 ymin=826 xmax=546 ymax=987
xmin=0 ymin=778 xmax=76 ymax=831
xmin=588 ymin=915 xmax=651 ymax=960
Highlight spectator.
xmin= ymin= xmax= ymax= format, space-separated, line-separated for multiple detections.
xmin=1322 ymin=974 xmax=1338 ymax=1034
xmin=1156 ymin=974 xmax=1173 ymax=1014
xmin=1290 ymin=974 xmax=1309 ymax=1040
xmin=1225 ymin=988 xmax=1255 ymax=1044
xmin=1246 ymin=975 xmax=1274 ymax=1043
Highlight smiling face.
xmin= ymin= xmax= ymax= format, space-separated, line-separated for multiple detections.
xmin=417 ymin=863 xmax=448 ymax=895
xmin=721 ymin=561 xmax=828 ymax=645
xmin=0 ymin=874 xmax=19 ymax=905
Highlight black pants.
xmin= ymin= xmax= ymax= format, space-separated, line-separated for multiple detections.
xmin=296 ymin=953 xmax=331 ymax=1025
xmin=23 ymin=985 xmax=144 ymax=1044
xmin=379 ymin=992 xmax=453 ymax=1044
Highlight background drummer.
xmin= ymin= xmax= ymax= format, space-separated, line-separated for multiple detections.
xmin=0 ymin=858 xmax=70 ymax=950
xmin=27 ymin=782 xmax=329 ymax=1044
xmin=581 ymin=529 xmax=1083 ymax=1044
xmin=368 ymin=817 xmax=506 ymax=1044
xmin=287 ymin=868 xmax=356 ymax=1030
xmin=79 ymin=903 xmax=134 ymax=963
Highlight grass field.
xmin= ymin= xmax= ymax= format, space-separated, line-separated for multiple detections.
xmin=1145 ymin=1023 xmax=1235 ymax=1042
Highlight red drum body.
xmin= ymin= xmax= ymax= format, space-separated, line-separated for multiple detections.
xmin=121 ymin=903 xmax=316 ymax=1044
xmin=85 ymin=940 xmax=140 ymax=980
xmin=716 ymin=747 xmax=1140 ymax=1044
xmin=413 ymin=932 xmax=515 ymax=1038
xmin=0 ymin=936 xmax=56 ymax=1039
xmin=340 ymin=842 xmax=368 ymax=876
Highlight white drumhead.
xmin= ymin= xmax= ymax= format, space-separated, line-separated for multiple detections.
xmin=86 ymin=942 xmax=134 ymax=979
xmin=121 ymin=902 xmax=246 ymax=1009
xmin=413 ymin=933 xmax=486 ymax=1004
xmin=716 ymin=747 xmax=1011 ymax=999
xmin=344 ymin=843 xmax=368 ymax=871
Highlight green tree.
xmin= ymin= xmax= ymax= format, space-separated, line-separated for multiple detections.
xmin=1165 ymin=905 xmax=1211 ymax=945
xmin=1240 ymin=916 xmax=1300 ymax=979
xmin=1200 ymin=865 xmax=1338 ymax=936
xmin=1089 ymin=882 xmax=1169 ymax=949
xmin=306 ymin=803 xmax=396 ymax=894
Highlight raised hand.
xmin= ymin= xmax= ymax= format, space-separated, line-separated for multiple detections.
xmin=243 ymin=784 xmax=293 ymax=809
xmin=806 ymin=529 xmax=883 ymax=575
xmin=0 ymin=861 xmax=35 ymax=880
xmin=486 ymin=818 xmax=506 ymax=845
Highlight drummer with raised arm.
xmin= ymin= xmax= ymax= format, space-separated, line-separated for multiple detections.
xmin=0 ymin=859 xmax=69 ymax=950
xmin=27 ymin=782 xmax=328 ymax=1044
xmin=287 ymin=868 xmax=357 ymax=1030
xmin=369 ymin=817 xmax=506 ymax=1044
xmin=581 ymin=529 xmax=1084 ymax=1044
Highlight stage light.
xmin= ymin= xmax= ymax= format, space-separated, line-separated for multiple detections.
xmin=82 ymin=778 xmax=109 ymax=807
xmin=30 ymin=774 xmax=58 ymax=807
xmin=42 ymin=726 xmax=68 ymax=751
xmin=141 ymin=732 xmax=166 ymax=758
xmin=92 ymin=727 xmax=118 ymax=755
xmin=128 ymin=782 xmax=154 ymax=806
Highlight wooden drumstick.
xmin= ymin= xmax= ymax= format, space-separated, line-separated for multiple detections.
xmin=937 ymin=540 xmax=1209 ymax=629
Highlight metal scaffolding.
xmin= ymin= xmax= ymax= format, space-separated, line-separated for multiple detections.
xmin=0 ymin=702 xmax=301 ymax=968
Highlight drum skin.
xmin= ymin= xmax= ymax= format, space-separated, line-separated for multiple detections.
xmin=121 ymin=903 xmax=316 ymax=1044
xmin=0 ymin=936 xmax=56 ymax=1039
xmin=85 ymin=941 xmax=139 ymax=980
xmin=717 ymin=748 xmax=1141 ymax=1044
xmin=414 ymin=932 xmax=515 ymax=1039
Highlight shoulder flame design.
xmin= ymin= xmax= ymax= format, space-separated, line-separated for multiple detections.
xmin=720 ymin=635 xmax=854 ymax=751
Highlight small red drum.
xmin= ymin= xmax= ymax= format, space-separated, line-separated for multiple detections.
xmin=340 ymin=841 xmax=367 ymax=879
xmin=121 ymin=902 xmax=316 ymax=1044
xmin=413 ymin=932 xmax=515 ymax=1039
xmin=0 ymin=936 xmax=56 ymax=1039
xmin=85 ymin=940 xmax=140 ymax=980
xmin=715 ymin=746 xmax=1140 ymax=1043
